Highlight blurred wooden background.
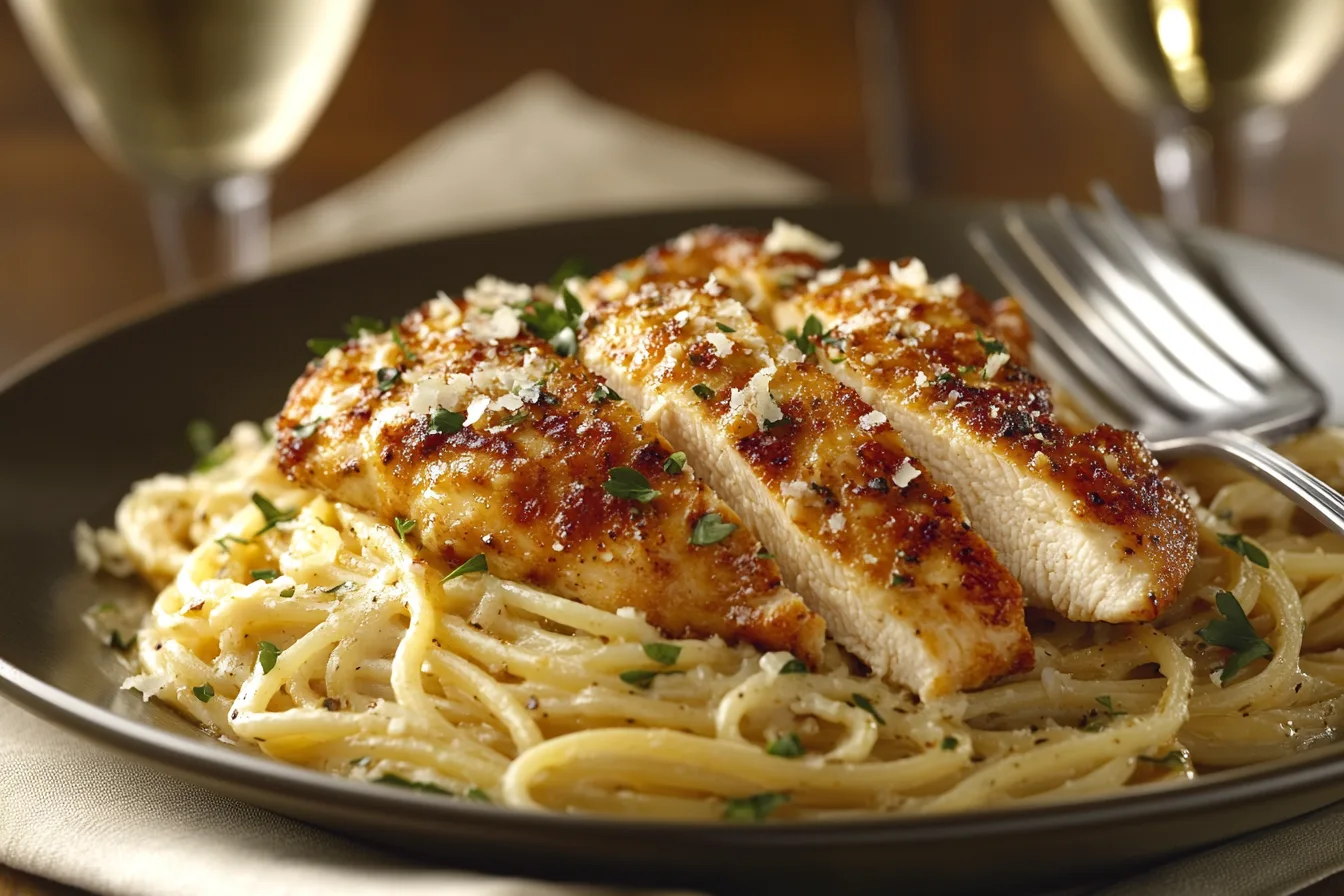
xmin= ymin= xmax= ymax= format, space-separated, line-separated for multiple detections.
xmin=5 ymin=0 xmax=1344 ymax=370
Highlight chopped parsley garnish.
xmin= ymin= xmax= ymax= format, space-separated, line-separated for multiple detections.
xmin=519 ymin=290 xmax=583 ymax=357
xmin=108 ymin=630 xmax=135 ymax=651
xmin=466 ymin=787 xmax=492 ymax=803
xmin=619 ymin=669 xmax=661 ymax=688
xmin=561 ymin=284 xmax=585 ymax=322
xmin=642 ymin=643 xmax=681 ymax=666
xmin=663 ymin=451 xmax=687 ymax=475
xmin=374 ymin=774 xmax=450 ymax=795
xmin=498 ymin=410 xmax=529 ymax=427
xmin=320 ymin=582 xmax=349 ymax=594
xmin=549 ymin=257 xmax=587 ymax=290
xmin=763 ymin=415 xmax=795 ymax=430
xmin=715 ymin=322 xmax=736 ymax=333
xmin=343 ymin=316 xmax=387 ymax=338
xmin=1095 ymin=695 xmax=1126 ymax=717
xmin=778 ymin=658 xmax=808 ymax=674
xmin=251 ymin=492 xmax=298 ymax=535
xmin=389 ymin=327 xmax=417 ymax=361
xmin=250 ymin=569 xmax=278 ymax=582
xmin=292 ymin=417 xmax=325 ymax=440
xmin=375 ymin=366 xmax=401 ymax=392
xmin=394 ymin=517 xmax=417 ymax=542
xmin=692 ymin=383 xmax=715 ymax=400
xmin=1217 ymin=533 xmax=1270 ymax=568
xmin=723 ymin=792 xmax=789 ymax=822
xmin=186 ymin=419 xmax=232 ymax=472
xmin=307 ymin=337 xmax=345 ymax=356
xmin=850 ymin=693 xmax=886 ymax=725
xmin=935 ymin=372 xmax=956 ymax=384
xmin=1198 ymin=590 xmax=1273 ymax=684
xmin=790 ymin=315 xmax=824 ymax=356
xmin=279 ymin=587 xmax=295 ymax=598
xmin=551 ymin=329 xmax=577 ymax=357
xmin=193 ymin=683 xmax=215 ymax=703
xmin=430 ymin=408 xmax=466 ymax=435
xmin=940 ymin=736 xmax=958 ymax=750
xmin=442 ymin=553 xmax=488 ymax=583
xmin=1139 ymin=751 xmax=1188 ymax=769
xmin=766 ymin=733 xmax=804 ymax=758
xmin=215 ymin=534 xmax=251 ymax=553
xmin=891 ymin=574 xmax=911 ymax=587
xmin=603 ymin=467 xmax=660 ymax=502
xmin=592 ymin=383 xmax=622 ymax=404
xmin=975 ymin=330 xmax=1006 ymax=356
xmin=690 ymin=512 xmax=737 ymax=545
xmin=257 ymin=641 xmax=280 ymax=674
xmin=756 ymin=548 xmax=774 ymax=559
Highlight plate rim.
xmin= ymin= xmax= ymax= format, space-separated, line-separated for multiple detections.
xmin=5 ymin=197 xmax=1344 ymax=845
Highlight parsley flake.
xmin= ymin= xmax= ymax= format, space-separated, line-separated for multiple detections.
xmin=619 ymin=669 xmax=661 ymax=689
xmin=292 ymin=417 xmax=325 ymax=440
xmin=250 ymin=569 xmax=278 ymax=582
xmin=690 ymin=512 xmax=737 ymax=545
xmin=763 ymin=415 xmax=795 ymax=430
xmin=257 ymin=641 xmax=280 ymax=674
xmin=592 ymin=383 xmax=622 ymax=404
xmin=320 ymin=582 xmax=349 ymax=594
xmin=186 ymin=419 xmax=233 ymax=472
xmin=1198 ymin=590 xmax=1273 ymax=684
xmin=757 ymin=548 xmax=775 ymax=559
xmin=940 ymin=736 xmax=958 ymax=750
xmin=1139 ymin=751 xmax=1188 ymax=770
xmin=850 ymin=693 xmax=886 ymax=725
xmin=790 ymin=315 xmax=823 ymax=356
xmin=343 ymin=316 xmax=387 ymax=338
xmin=766 ymin=733 xmax=804 ymax=758
xmin=603 ymin=467 xmax=660 ymax=503
xmin=430 ymin=408 xmax=465 ymax=435
xmin=442 ymin=553 xmax=488 ymax=583
xmin=466 ymin=787 xmax=492 ymax=803
xmin=715 ymin=322 xmax=736 ymax=333
xmin=1217 ymin=533 xmax=1270 ymax=569
xmin=891 ymin=574 xmax=911 ymax=586
xmin=642 ymin=643 xmax=681 ymax=666
xmin=279 ymin=587 xmax=295 ymax=598
xmin=193 ymin=683 xmax=215 ymax=703
xmin=663 ymin=451 xmax=687 ymax=475
xmin=1095 ymin=695 xmax=1126 ymax=717
xmin=394 ymin=517 xmax=417 ymax=542
xmin=390 ymin=327 xmax=417 ymax=361
xmin=251 ymin=493 xmax=297 ymax=535
xmin=498 ymin=410 xmax=529 ymax=427
xmin=549 ymin=257 xmax=587 ymax=290
xmin=215 ymin=534 xmax=251 ymax=553
xmin=307 ymin=337 xmax=345 ymax=356
xmin=374 ymin=774 xmax=450 ymax=795
xmin=935 ymin=372 xmax=956 ymax=384
xmin=723 ymin=792 xmax=789 ymax=822
xmin=375 ymin=367 xmax=401 ymax=392
xmin=692 ymin=383 xmax=715 ymax=401
xmin=778 ymin=658 xmax=808 ymax=674
xmin=108 ymin=630 xmax=135 ymax=651
xmin=976 ymin=330 xmax=1006 ymax=356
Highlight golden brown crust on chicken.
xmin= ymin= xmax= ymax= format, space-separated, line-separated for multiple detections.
xmin=275 ymin=295 xmax=825 ymax=663
xmin=579 ymin=281 xmax=1032 ymax=697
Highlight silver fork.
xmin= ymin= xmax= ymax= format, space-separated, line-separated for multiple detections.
xmin=968 ymin=182 xmax=1344 ymax=537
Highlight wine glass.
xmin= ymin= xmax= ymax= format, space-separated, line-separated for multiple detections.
xmin=9 ymin=0 xmax=371 ymax=293
xmin=1052 ymin=0 xmax=1344 ymax=235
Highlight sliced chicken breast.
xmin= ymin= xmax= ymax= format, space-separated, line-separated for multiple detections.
xmin=275 ymin=292 xmax=826 ymax=664
xmin=579 ymin=280 xmax=1032 ymax=698
xmin=790 ymin=262 xmax=1198 ymax=622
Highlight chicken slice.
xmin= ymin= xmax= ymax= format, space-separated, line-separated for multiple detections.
xmin=274 ymin=292 xmax=826 ymax=663
xmin=578 ymin=280 xmax=1032 ymax=698
xmin=790 ymin=262 xmax=1198 ymax=622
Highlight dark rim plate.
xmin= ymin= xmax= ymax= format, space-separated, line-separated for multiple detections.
xmin=3 ymin=200 xmax=1343 ymax=895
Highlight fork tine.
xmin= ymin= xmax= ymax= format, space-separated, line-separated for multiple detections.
xmin=968 ymin=220 xmax=1158 ymax=425
xmin=1000 ymin=207 xmax=1231 ymax=416
xmin=1089 ymin=181 xmax=1283 ymax=384
xmin=1046 ymin=196 xmax=1262 ymax=404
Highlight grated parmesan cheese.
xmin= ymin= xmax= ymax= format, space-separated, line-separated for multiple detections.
xmin=463 ymin=395 xmax=491 ymax=427
xmin=777 ymin=342 xmax=805 ymax=365
xmin=890 ymin=259 xmax=929 ymax=289
xmin=858 ymin=410 xmax=888 ymax=431
xmin=983 ymin=352 xmax=1010 ymax=380
xmin=705 ymin=331 xmax=734 ymax=357
xmin=728 ymin=365 xmax=783 ymax=429
xmin=827 ymin=513 xmax=846 ymax=533
xmin=891 ymin=458 xmax=922 ymax=489
xmin=761 ymin=218 xmax=842 ymax=261
xmin=464 ymin=275 xmax=531 ymax=309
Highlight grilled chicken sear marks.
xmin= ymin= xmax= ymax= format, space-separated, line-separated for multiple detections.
xmin=275 ymin=292 xmax=825 ymax=664
xmin=579 ymin=280 xmax=1032 ymax=698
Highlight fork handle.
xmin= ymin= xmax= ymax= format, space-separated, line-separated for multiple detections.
xmin=1152 ymin=429 xmax=1344 ymax=538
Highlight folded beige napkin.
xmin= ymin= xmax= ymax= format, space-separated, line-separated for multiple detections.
xmin=4 ymin=71 xmax=1343 ymax=896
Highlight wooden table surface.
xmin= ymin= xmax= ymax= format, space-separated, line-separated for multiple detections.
xmin=4 ymin=0 xmax=1344 ymax=892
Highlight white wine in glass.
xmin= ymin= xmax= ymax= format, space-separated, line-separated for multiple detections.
xmin=1052 ymin=0 xmax=1344 ymax=233
xmin=11 ymin=0 xmax=372 ymax=291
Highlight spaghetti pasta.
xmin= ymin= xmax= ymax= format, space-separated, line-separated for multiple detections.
xmin=87 ymin=422 xmax=1344 ymax=820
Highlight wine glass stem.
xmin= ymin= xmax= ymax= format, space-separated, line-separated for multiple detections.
xmin=1150 ymin=104 xmax=1288 ymax=236
xmin=146 ymin=172 xmax=272 ymax=296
